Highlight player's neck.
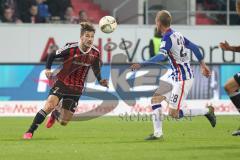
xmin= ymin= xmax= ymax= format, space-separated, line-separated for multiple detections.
xmin=81 ymin=45 xmax=89 ymax=52
xmin=79 ymin=42 xmax=91 ymax=53
xmin=162 ymin=27 xmax=171 ymax=35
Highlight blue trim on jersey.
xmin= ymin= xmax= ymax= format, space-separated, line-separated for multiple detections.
xmin=168 ymin=57 xmax=176 ymax=81
xmin=162 ymin=28 xmax=173 ymax=38
xmin=156 ymin=28 xmax=196 ymax=82
xmin=184 ymin=63 xmax=192 ymax=79
xmin=165 ymin=29 xmax=197 ymax=82
xmin=168 ymin=52 xmax=181 ymax=81
xmin=161 ymin=29 xmax=183 ymax=81
xmin=178 ymin=64 xmax=187 ymax=80
xmin=143 ymin=53 xmax=167 ymax=66
xmin=161 ymin=29 xmax=173 ymax=52
xmin=168 ymin=62 xmax=176 ymax=81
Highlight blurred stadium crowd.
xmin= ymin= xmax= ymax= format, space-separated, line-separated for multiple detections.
xmin=0 ymin=0 xmax=92 ymax=24
xmin=196 ymin=0 xmax=240 ymax=25
xmin=0 ymin=0 xmax=239 ymax=25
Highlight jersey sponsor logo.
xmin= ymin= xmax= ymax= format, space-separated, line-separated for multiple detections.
xmin=72 ymin=61 xmax=91 ymax=66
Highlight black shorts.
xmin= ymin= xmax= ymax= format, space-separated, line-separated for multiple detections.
xmin=49 ymin=80 xmax=81 ymax=112
xmin=234 ymin=72 xmax=240 ymax=86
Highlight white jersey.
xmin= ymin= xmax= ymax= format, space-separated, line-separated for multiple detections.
xmin=160 ymin=28 xmax=194 ymax=81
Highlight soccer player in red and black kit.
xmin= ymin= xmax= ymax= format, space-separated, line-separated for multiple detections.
xmin=220 ymin=41 xmax=240 ymax=136
xmin=23 ymin=22 xmax=108 ymax=139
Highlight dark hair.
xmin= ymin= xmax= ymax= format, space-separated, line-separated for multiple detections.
xmin=80 ymin=22 xmax=95 ymax=35
xmin=79 ymin=10 xmax=86 ymax=16
xmin=30 ymin=1 xmax=38 ymax=7
xmin=3 ymin=5 xmax=12 ymax=15
xmin=3 ymin=5 xmax=11 ymax=11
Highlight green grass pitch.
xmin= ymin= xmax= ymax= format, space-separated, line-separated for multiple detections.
xmin=0 ymin=116 xmax=239 ymax=160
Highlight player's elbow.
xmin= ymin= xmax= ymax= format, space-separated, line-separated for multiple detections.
xmin=224 ymin=83 xmax=232 ymax=94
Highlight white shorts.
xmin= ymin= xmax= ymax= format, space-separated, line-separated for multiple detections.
xmin=168 ymin=79 xmax=194 ymax=110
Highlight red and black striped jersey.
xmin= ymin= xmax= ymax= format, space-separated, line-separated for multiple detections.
xmin=47 ymin=42 xmax=102 ymax=93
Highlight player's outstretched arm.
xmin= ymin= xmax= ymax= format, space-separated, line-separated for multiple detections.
xmin=219 ymin=41 xmax=240 ymax=52
xmin=130 ymin=53 xmax=167 ymax=71
xmin=130 ymin=63 xmax=141 ymax=71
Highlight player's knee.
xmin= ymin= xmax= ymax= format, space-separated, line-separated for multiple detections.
xmin=45 ymin=101 xmax=56 ymax=112
xmin=48 ymin=102 xmax=56 ymax=110
xmin=151 ymin=95 xmax=166 ymax=104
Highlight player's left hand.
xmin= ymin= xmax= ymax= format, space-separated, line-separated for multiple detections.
xmin=45 ymin=69 xmax=53 ymax=79
xmin=201 ymin=65 xmax=211 ymax=78
xmin=100 ymin=79 xmax=109 ymax=88
xmin=219 ymin=41 xmax=230 ymax=51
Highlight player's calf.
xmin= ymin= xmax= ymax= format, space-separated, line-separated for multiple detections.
xmin=23 ymin=95 xmax=60 ymax=139
xmin=151 ymin=94 xmax=166 ymax=104
xmin=224 ymin=78 xmax=240 ymax=112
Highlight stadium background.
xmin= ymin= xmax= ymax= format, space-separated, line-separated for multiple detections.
xmin=0 ymin=0 xmax=240 ymax=160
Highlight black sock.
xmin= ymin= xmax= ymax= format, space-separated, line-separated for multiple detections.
xmin=27 ymin=109 xmax=47 ymax=134
xmin=230 ymin=93 xmax=240 ymax=113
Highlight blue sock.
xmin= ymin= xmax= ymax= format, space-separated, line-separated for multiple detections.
xmin=152 ymin=104 xmax=162 ymax=110
xmin=179 ymin=109 xmax=184 ymax=118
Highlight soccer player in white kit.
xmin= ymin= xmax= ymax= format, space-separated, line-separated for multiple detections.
xmin=131 ymin=10 xmax=216 ymax=140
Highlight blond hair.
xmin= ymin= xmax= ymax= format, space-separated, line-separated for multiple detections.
xmin=156 ymin=10 xmax=172 ymax=27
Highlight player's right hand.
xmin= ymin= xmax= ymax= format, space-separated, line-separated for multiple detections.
xmin=130 ymin=63 xmax=141 ymax=71
xmin=45 ymin=69 xmax=53 ymax=79
xmin=100 ymin=79 xmax=109 ymax=88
